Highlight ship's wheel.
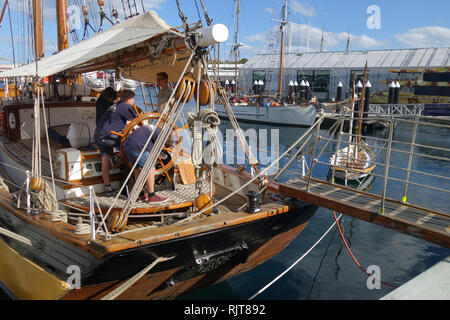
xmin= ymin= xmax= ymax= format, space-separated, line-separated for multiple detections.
xmin=111 ymin=109 xmax=183 ymax=184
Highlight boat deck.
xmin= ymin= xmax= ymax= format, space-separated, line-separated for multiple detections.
xmin=61 ymin=182 xmax=246 ymax=233
xmin=62 ymin=181 xmax=214 ymax=215
xmin=0 ymin=136 xmax=124 ymax=189
xmin=279 ymin=177 xmax=450 ymax=248
xmin=0 ymin=137 xmax=62 ymax=179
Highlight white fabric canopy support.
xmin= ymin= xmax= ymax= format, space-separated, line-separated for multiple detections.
xmin=0 ymin=11 xmax=171 ymax=79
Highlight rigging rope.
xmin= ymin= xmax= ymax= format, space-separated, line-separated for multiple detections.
xmin=248 ymin=212 xmax=343 ymax=300
xmin=187 ymin=108 xmax=222 ymax=168
xmin=198 ymin=0 xmax=212 ymax=26
xmin=101 ymin=255 xmax=175 ymax=300
xmin=175 ymin=0 xmax=188 ymax=31
xmin=0 ymin=177 xmax=8 ymax=194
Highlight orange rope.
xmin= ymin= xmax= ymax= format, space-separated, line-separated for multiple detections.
xmin=332 ymin=210 xmax=398 ymax=288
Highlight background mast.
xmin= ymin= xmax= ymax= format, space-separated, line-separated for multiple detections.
xmin=32 ymin=0 xmax=43 ymax=60
xmin=56 ymin=0 xmax=69 ymax=51
xmin=278 ymin=0 xmax=288 ymax=96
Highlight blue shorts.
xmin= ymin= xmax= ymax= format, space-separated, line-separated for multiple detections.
xmin=125 ymin=149 xmax=149 ymax=168
xmin=94 ymin=135 xmax=119 ymax=157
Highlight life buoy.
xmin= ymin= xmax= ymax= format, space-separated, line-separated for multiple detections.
xmin=8 ymin=111 xmax=16 ymax=130
xmin=270 ymin=102 xmax=279 ymax=107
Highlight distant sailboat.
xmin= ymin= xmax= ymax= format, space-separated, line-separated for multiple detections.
xmin=329 ymin=142 xmax=376 ymax=182
xmin=215 ymin=0 xmax=318 ymax=127
xmin=329 ymin=62 xmax=376 ymax=184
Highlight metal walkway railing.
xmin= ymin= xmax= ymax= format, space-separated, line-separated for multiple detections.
xmin=276 ymin=110 xmax=450 ymax=248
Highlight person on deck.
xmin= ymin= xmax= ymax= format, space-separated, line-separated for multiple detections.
xmin=123 ymin=124 xmax=168 ymax=204
xmin=156 ymin=72 xmax=175 ymax=114
xmin=94 ymin=89 xmax=137 ymax=196
xmin=95 ymin=87 xmax=117 ymax=125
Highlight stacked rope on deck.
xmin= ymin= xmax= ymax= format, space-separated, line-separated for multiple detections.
xmin=17 ymin=84 xmax=62 ymax=219
xmin=187 ymin=108 xmax=222 ymax=171
xmin=0 ymin=176 xmax=8 ymax=193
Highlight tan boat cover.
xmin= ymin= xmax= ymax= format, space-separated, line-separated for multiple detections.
xmin=0 ymin=11 xmax=192 ymax=83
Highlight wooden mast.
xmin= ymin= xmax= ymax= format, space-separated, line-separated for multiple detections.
xmin=278 ymin=0 xmax=288 ymax=96
xmin=0 ymin=1 xmax=8 ymax=26
xmin=56 ymin=0 xmax=69 ymax=51
xmin=357 ymin=61 xmax=368 ymax=145
xmin=32 ymin=0 xmax=44 ymax=60
xmin=234 ymin=0 xmax=239 ymax=95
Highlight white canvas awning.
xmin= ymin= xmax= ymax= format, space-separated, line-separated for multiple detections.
xmin=0 ymin=11 xmax=182 ymax=82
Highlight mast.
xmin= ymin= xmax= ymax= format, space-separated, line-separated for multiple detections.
xmin=357 ymin=61 xmax=368 ymax=145
xmin=320 ymin=27 xmax=324 ymax=53
xmin=306 ymin=19 xmax=310 ymax=53
xmin=278 ymin=0 xmax=288 ymax=96
xmin=0 ymin=1 xmax=7 ymax=26
xmin=234 ymin=0 xmax=239 ymax=95
xmin=346 ymin=31 xmax=350 ymax=52
xmin=56 ymin=0 xmax=69 ymax=51
xmin=32 ymin=0 xmax=44 ymax=60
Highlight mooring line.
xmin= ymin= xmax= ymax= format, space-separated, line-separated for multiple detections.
xmin=331 ymin=210 xmax=398 ymax=288
xmin=248 ymin=213 xmax=343 ymax=300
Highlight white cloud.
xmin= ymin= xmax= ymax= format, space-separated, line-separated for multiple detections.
xmin=394 ymin=26 xmax=450 ymax=47
xmin=290 ymin=1 xmax=316 ymax=17
xmin=264 ymin=7 xmax=275 ymax=14
xmin=245 ymin=32 xmax=270 ymax=43
xmin=244 ymin=23 xmax=388 ymax=53
xmin=143 ymin=0 xmax=167 ymax=10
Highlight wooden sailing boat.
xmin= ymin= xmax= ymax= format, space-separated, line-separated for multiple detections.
xmin=0 ymin=1 xmax=318 ymax=299
xmin=214 ymin=0 xmax=318 ymax=127
xmin=329 ymin=62 xmax=376 ymax=184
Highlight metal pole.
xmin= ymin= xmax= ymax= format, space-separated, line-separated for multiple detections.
xmin=380 ymin=118 xmax=395 ymax=214
xmin=26 ymin=170 xmax=31 ymax=214
xmin=249 ymin=146 xmax=255 ymax=177
xmin=331 ymin=118 xmax=345 ymax=184
xmin=146 ymin=85 xmax=155 ymax=112
xmin=301 ymin=156 xmax=305 ymax=178
xmin=139 ymin=82 xmax=149 ymax=112
xmin=402 ymin=116 xmax=419 ymax=203
xmin=306 ymin=120 xmax=322 ymax=192
xmin=89 ymin=186 xmax=96 ymax=241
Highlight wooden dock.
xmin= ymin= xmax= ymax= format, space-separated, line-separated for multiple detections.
xmin=279 ymin=177 xmax=450 ymax=248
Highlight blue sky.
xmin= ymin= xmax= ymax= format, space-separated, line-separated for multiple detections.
xmin=0 ymin=0 xmax=449 ymax=65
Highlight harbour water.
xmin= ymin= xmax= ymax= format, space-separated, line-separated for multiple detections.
xmin=1 ymin=94 xmax=449 ymax=300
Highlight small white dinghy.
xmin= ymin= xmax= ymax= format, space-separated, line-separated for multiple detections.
xmin=329 ymin=141 xmax=376 ymax=182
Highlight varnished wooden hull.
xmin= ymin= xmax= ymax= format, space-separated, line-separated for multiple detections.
xmin=62 ymin=202 xmax=317 ymax=300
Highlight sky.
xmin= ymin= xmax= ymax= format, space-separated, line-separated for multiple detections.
xmin=0 ymin=0 xmax=449 ymax=65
